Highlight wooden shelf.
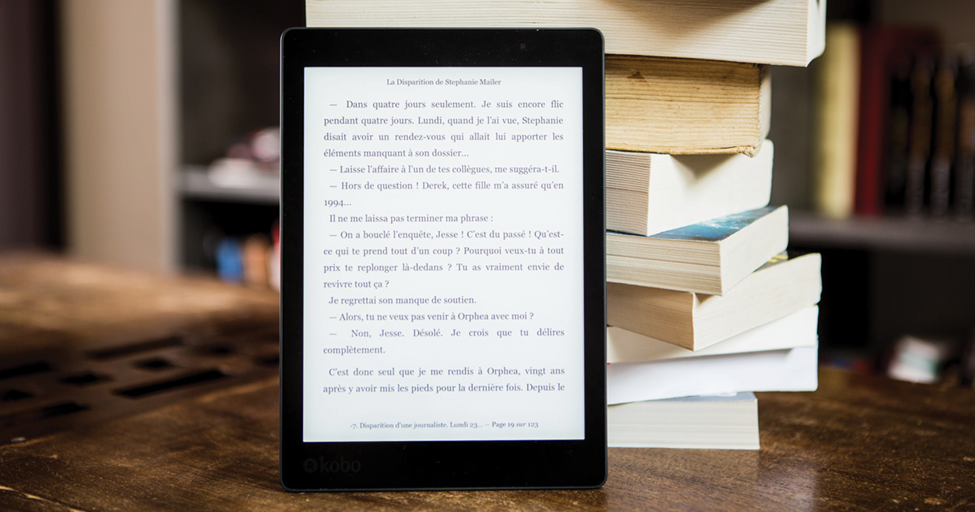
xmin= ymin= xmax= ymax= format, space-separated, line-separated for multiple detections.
xmin=179 ymin=166 xmax=278 ymax=205
xmin=790 ymin=210 xmax=975 ymax=254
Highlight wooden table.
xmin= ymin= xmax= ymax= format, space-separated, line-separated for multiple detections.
xmin=1 ymin=254 xmax=973 ymax=511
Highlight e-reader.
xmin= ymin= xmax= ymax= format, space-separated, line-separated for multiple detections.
xmin=280 ymin=28 xmax=606 ymax=491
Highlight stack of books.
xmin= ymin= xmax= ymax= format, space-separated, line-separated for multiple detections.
xmin=307 ymin=0 xmax=828 ymax=450
xmin=597 ymin=3 xmax=826 ymax=449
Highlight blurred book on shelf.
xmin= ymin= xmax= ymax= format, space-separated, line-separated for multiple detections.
xmin=813 ymin=23 xmax=860 ymax=219
xmin=856 ymin=26 xmax=941 ymax=217
xmin=215 ymin=238 xmax=243 ymax=283
xmin=886 ymin=333 xmax=956 ymax=384
xmin=954 ymin=51 xmax=975 ymax=218
xmin=242 ymin=234 xmax=271 ymax=288
xmin=211 ymin=224 xmax=280 ymax=292
xmin=929 ymin=55 xmax=959 ymax=217
xmin=902 ymin=55 xmax=935 ymax=216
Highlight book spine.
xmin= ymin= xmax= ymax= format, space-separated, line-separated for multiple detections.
xmin=855 ymin=28 xmax=888 ymax=216
xmin=930 ymin=55 xmax=958 ymax=217
xmin=905 ymin=57 xmax=934 ymax=217
xmin=813 ymin=24 xmax=860 ymax=219
xmin=955 ymin=54 xmax=975 ymax=219
xmin=884 ymin=58 xmax=912 ymax=211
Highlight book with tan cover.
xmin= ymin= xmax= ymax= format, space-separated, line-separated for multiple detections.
xmin=606 ymin=56 xmax=770 ymax=155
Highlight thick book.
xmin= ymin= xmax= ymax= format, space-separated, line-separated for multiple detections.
xmin=608 ymin=393 xmax=759 ymax=450
xmin=608 ymin=306 xmax=819 ymax=364
xmin=607 ymin=344 xmax=818 ymax=404
xmin=606 ymin=56 xmax=769 ymax=155
xmin=607 ymin=141 xmax=772 ymax=237
xmin=608 ymin=253 xmax=821 ymax=350
xmin=306 ymin=0 xmax=826 ymax=66
xmin=606 ymin=206 xmax=789 ymax=295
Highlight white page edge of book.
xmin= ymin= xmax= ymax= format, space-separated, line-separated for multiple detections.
xmin=608 ymin=392 xmax=759 ymax=449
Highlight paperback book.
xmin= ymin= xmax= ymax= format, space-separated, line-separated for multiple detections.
xmin=608 ymin=345 xmax=818 ymax=404
xmin=607 ymin=141 xmax=773 ymax=236
xmin=607 ymin=206 xmax=789 ymax=295
xmin=607 ymin=306 xmax=819 ymax=364
xmin=608 ymin=252 xmax=821 ymax=350
xmin=608 ymin=392 xmax=759 ymax=450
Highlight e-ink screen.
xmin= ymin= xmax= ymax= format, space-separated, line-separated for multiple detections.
xmin=302 ymin=67 xmax=585 ymax=442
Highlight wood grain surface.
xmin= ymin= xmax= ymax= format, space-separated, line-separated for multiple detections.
xmin=1 ymin=254 xmax=973 ymax=510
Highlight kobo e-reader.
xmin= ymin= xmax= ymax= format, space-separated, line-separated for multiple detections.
xmin=279 ymin=28 xmax=607 ymax=491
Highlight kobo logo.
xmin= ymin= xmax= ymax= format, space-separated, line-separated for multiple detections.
xmin=303 ymin=456 xmax=361 ymax=474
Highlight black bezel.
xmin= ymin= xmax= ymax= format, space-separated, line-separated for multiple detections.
xmin=280 ymin=28 xmax=606 ymax=491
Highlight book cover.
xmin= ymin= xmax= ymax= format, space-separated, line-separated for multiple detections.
xmin=651 ymin=206 xmax=779 ymax=243
xmin=607 ymin=206 xmax=789 ymax=295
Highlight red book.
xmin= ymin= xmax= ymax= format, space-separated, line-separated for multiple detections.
xmin=855 ymin=26 xmax=940 ymax=216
